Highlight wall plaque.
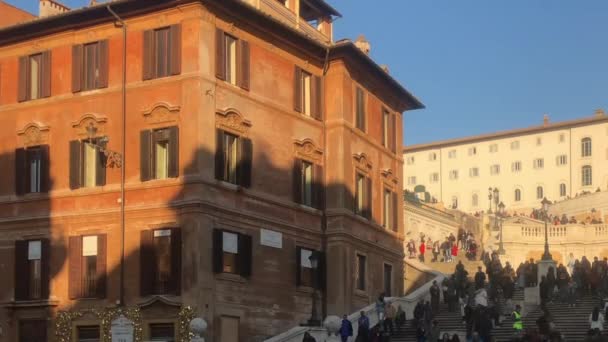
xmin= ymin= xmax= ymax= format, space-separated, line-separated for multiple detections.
xmin=260 ymin=229 xmax=282 ymax=249
xmin=111 ymin=315 xmax=134 ymax=342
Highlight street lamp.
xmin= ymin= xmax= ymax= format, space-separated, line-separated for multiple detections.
xmin=541 ymin=197 xmax=553 ymax=261
xmin=497 ymin=201 xmax=506 ymax=255
xmin=488 ymin=187 xmax=493 ymax=214
xmin=308 ymin=251 xmax=321 ymax=326
xmin=86 ymin=123 xmax=123 ymax=168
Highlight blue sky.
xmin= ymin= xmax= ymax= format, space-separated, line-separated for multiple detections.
xmin=8 ymin=0 xmax=608 ymax=145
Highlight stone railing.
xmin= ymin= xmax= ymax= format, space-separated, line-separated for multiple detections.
xmin=264 ymin=260 xmax=445 ymax=342
xmin=238 ymin=0 xmax=330 ymax=44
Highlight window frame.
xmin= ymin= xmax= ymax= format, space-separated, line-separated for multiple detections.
xmin=355 ymin=173 xmax=365 ymax=216
xmin=355 ymin=86 xmax=366 ymax=132
xmin=152 ymin=229 xmax=173 ymax=295
xmin=383 ymin=263 xmax=393 ymax=296
xmin=559 ymin=183 xmax=567 ymax=197
xmin=510 ymin=141 xmax=520 ymax=150
xmin=582 ymin=165 xmax=592 ymax=186
xmin=355 ymin=253 xmax=366 ymax=291
xmin=533 ymin=158 xmax=544 ymax=169
xmin=472 ymin=193 xmax=479 ymax=207
xmin=469 ymin=167 xmax=479 ymax=178
xmin=430 ymin=173 xmax=439 ymax=183
xmin=449 ymin=170 xmax=458 ymax=180
xmin=297 ymin=247 xmax=314 ymax=288
xmin=149 ymin=322 xmax=176 ymax=342
xmin=536 ymin=186 xmax=544 ymax=199
xmin=515 ymin=189 xmax=522 ymax=202
xmin=511 ymin=161 xmax=522 ymax=173
xmin=489 ymin=144 xmax=498 ymax=153
xmin=582 ymin=137 xmax=592 ymax=157
xmin=382 ymin=188 xmax=391 ymax=229
xmin=556 ymin=155 xmax=568 ymax=166
xmin=490 ymin=164 xmax=500 ymax=175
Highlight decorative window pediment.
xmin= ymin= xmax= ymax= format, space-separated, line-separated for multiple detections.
xmin=294 ymin=139 xmax=323 ymax=164
xmin=71 ymin=113 xmax=107 ymax=138
xmin=17 ymin=122 xmax=50 ymax=147
xmin=353 ymin=153 xmax=372 ymax=173
xmin=381 ymin=168 xmax=398 ymax=187
xmin=216 ymin=108 xmax=252 ymax=136
xmin=142 ymin=102 xmax=180 ymax=125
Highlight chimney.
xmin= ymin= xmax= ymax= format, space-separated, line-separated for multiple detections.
xmin=543 ymin=114 xmax=549 ymax=126
xmin=355 ymin=35 xmax=370 ymax=55
xmin=380 ymin=65 xmax=390 ymax=74
xmin=595 ymin=108 xmax=605 ymax=117
xmin=39 ymin=0 xmax=70 ymax=18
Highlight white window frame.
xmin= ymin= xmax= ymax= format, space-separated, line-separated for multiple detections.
xmin=582 ymin=165 xmax=592 ymax=186
xmin=533 ymin=158 xmax=544 ymax=169
xmin=511 ymin=161 xmax=522 ymax=173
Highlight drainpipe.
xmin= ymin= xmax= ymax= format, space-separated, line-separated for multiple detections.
xmin=320 ymin=47 xmax=330 ymax=320
xmin=107 ymin=4 xmax=127 ymax=307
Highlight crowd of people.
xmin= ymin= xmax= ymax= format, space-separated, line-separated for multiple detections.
xmin=407 ymin=229 xmax=479 ymax=264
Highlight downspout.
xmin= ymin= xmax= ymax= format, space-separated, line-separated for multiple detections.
xmin=107 ymin=5 xmax=127 ymax=307
xmin=320 ymin=46 xmax=330 ymax=319
xmin=569 ymin=128 xmax=573 ymax=198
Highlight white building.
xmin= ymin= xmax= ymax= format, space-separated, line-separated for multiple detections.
xmin=403 ymin=110 xmax=608 ymax=214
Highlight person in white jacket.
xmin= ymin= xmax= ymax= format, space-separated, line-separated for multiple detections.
xmin=589 ymin=306 xmax=604 ymax=332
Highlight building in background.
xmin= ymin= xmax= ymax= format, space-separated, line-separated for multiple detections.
xmin=0 ymin=0 xmax=422 ymax=341
xmin=403 ymin=111 xmax=608 ymax=214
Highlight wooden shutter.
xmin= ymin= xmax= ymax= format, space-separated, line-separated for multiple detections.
xmin=40 ymin=238 xmax=50 ymax=299
xmin=311 ymin=75 xmax=322 ymax=120
xmin=238 ymin=137 xmax=252 ymax=188
xmin=39 ymin=145 xmax=50 ymax=193
xmin=292 ymin=159 xmax=302 ymax=204
xmin=364 ymin=177 xmax=372 ymax=219
xmin=237 ymin=40 xmax=250 ymax=90
xmin=169 ymin=24 xmax=182 ymax=75
xmin=168 ymin=126 xmax=179 ymax=178
xmin=295 ymin=247 xmax=302 ymax=286
xmin=313 ymin=165 xmax=324 ymax=210
xmin=390 ymin=113 xmax=397 ymax=153
xmin=170 ymin=228 xmax=182 ymax=295
xmin=215 ymin=129 xmax=225 ymax=181
xmin=140 ymin=130 xmax=152 ymax=181
xmin=142 ymin=30 xmax=154 ymax=80
xmin=68 ymin=236 xmax=82 ymax=299
xmin=239 ymin=234 xmax=252 ymax=278
xmin=98 ymin=40 xmax=109 ymax=88
xmin=392 ymin=191 xmax=399 ymax=232
xmin=95 ymin=145 xmax=106 ymax=186
xmin=293 ymin=66 xmax=302 ymax=113
xmin=140 ymin=230 xmax=155 ymax=296
xmin=215 ymin=29 xmax=226 ymax=80
xmin=14 ymin=240 xmax=29 ymax=300
xmin=96 ymin=234 xmax=106 ymax=298
xmin=18 ymin=56 xmax=28 ymax=102
xmin=317 ymin=251 xmax=326 ymax=290
xmin=69 ymin=140 xmax=81 ymax=190
xmin=41 ymin=50 xmax=51 ymax=98
xmin=212 ymin=229 xmax=223 ymax=273
xmin=72 ymin=45 xmax=83 ymax=92
xmin=15 ymin=148 xmax=27 ymax=195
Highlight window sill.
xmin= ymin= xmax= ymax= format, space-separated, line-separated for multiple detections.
xmin=297 ymin=204 xmax=322 ymax=214
xmin=217 ymin=180 xmax=240 ymax=192
xmin=216 ymin=273 xmax=247 ymax=284
xmin=1 ymin=299 xmax=59 ymax=308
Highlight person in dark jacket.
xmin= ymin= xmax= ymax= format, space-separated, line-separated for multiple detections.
xmin=339 ymin=314 xmax=353 ymax=342
xmin=430 ymin=280 xmax=441 ymax=314
xmin=302 ymin=332 xmax=316 ymax=342
xmin=474 ymin=266 xmax=486 ymax=289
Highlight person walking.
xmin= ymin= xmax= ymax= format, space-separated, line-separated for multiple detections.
xmin=384 ymin=301 xmax=396 ymax=336
xmin=512 ymin=304 xmax=523 ymax=337
xmin=430 ymin=280 xmax=441 ymax=314
xmin=419 ymin=241 xmax=426 ymax=263
xmin=589 ymin=306 xmax=604 ymax=333
xmin=428 ymin=320 xmax=440 ymax=342
xmin=474 ymin=266 xmax=486 ymax=289
xmin=395 ymin=305 xmax=406 ymax=332
xmin=375 ymin=294 xmax=385 ymax=323
xmin=432 ymin=240 xmax=440 ymax=263
xmin=356 ymin=311 xmax=370 ymax=342
xmin=339 ymin=314 xmax=353 ymax=342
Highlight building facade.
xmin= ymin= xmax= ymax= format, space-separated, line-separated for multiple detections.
xmin=403 ymin=112 xmax=608 ymax=214
xmin=0 ymin=0 xmax=422 ymax=341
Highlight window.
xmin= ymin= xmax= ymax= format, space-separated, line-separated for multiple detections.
xmin=77 ymin=326 xmax=100 ymax=342
xmin=559 ymin=183 xmax=567 ymax=197
xmin=297 ymin=247 xmax=314 ymax=287
xmin=511 ymin=161 xmax=522 ymax=172
xmin=383 ymin=264 xmax=392 ymax=296
xmin=212 ymin=230 xmax=252 ymax=277
xmin=293 ymin=67 xmax=322 ymax=119
xmin=14 ymin=239 xmax=49 ymax=301
xmin=215 ymin=130 xmax=252 ymax=187
xmin=381 ymin=109 xmax=396 ymax=151
xmin=515 ymin=189 xmax=521 ymax=202
xmin=15 ymin=145 xmax=49 ymax=195
xmin=489 ymin=144 xmax=498 ymax=153
xmin=533 ymin=158 xmax=544 ymax=169
xmin=18 ymin=51 xmax=51 ymax=102
xmin=490 ymin=164 xmax=500 ymax=175
xmin=69 ymin=139 xmax=106 ymax=189
xmin=68 ymin=235 xmax=106 ymax=299
xmin=448 ymin=150 xmax=456 ymax=158
xmin=451 ymin=196 xmax=458 ymax=209
xmin=356 ymin=254 xmax=366 ymax=291
xmin=536 ymin=137 xmax=542 ymax=146
xmin=140 ymin=228 xmax=181 ymax=296
xmin=536 ymin=186 xmax=544 ymax=199
xmin=19 ymin=320 xmax=47 ymax=342
xmin=141 ymin=127 xmax=179 ymax=181
xmin=382 ymin=188 xmax=397 ymax=231
xmin=407 ymin=176 xmax=416 ymax=185
xmin=143 ymin=25 xmax=181 ymax=80
xmin=301 ymin=161 xmax=313 ymax=206
xmin=469 ymin=167 xmax=479 ymax=178
xmin=582 ymin=137 xmax=592 ymax=157
xmin=582 ymin=165 xmax=592 ymax=186
xmin=449 ymin=170 xmax=458 ymax=180
xmin=468 ymin=147 xmax=477 ymax=156
xmin=429 ymin=152 xmax=437 ymax=161
xmin=406 ymin=156 xmax=415 ymax=165
xmin=430 ymin=173 xmax=439 ymax=183
xmin=355 ymin=173 xmax=372 ymax=219
xmin=72 ymin=40 xmax=108 ymax=92
xmin=510 ymin=141 xmax=520 ymax=150
xmin=355 ymin=87 xmax=366 ymax=131
xmin=150 ymin=323 xmax=175 ymax=342
xmin=556 ymin=155 xmax=568 ymax=166
xmin=293 ymin=159 xmax=322 ymax=209
xmin=216 ymin=29 xmax=249 ymax=89
xmin=472 ymin=193 xmax=478 ymax=207
xmin=559 ymin=133 xmax=565 ymax=143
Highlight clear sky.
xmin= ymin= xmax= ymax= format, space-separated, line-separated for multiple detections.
xmin=8 ymin=0 xmax=608 ymax=146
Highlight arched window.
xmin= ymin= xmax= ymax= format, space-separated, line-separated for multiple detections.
xmin=472 ymin=193 xmax=479 ymax=207
xmin=582 ymin=165 xmax=592 ymax=186
xmin=582 ymin=137 xmax=592 ymax=157
xmin=559 ymin=183 xmax=567 ymax=197
xmin=514 ymin=189 xmax=521 ymax=202
xmin=536 ymin=186 xmax=544 ymax=199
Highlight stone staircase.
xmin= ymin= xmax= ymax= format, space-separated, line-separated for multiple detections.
xmin=391 ymin=302 xmax=466 ymax=341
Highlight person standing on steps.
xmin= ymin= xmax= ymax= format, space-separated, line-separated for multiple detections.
xmin=430 ymin=280 xmax=441 ymax=314
xmin=432 ymin=240 xmax=440 ymax=263
xmin=302 ymin=332 xmax=316 ymax=342
xmin=375 ymin=293 xmax=386 ymax=324
xmin=474 ymin=266 xmax=486 ymax=289
xmin=384 ymin=301 xmax=396 ymax=336
xmin=589 ymin=306 xmax=604 ymax=333
xmin=356 ymin=311 xmax=370 ymax=342
xmin=339 ymin=314 xmax=353 ymax=342
xmin=419 ymin=240 xmax=426 ymax=263
xmin=428 ymin=320 xmax=440 ymax=342
xmin=512 ymin=304 xmax=523 ymax=338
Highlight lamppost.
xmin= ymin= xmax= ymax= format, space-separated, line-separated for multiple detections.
xmin=497 ymin=201 xmax=506 ymax=255
xmin=86 ymin=124 xmax=123 ymax=168
xmin=541 ymin=197 xmax=553 ymax=261
xmin=487 ymin=187 xmax=493 ymax=214
xmin=308 ymin=251 xmax=321 ymax=326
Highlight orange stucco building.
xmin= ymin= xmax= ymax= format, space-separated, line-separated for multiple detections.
xmin=0 ymin=0 xmax=422 ymax=341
